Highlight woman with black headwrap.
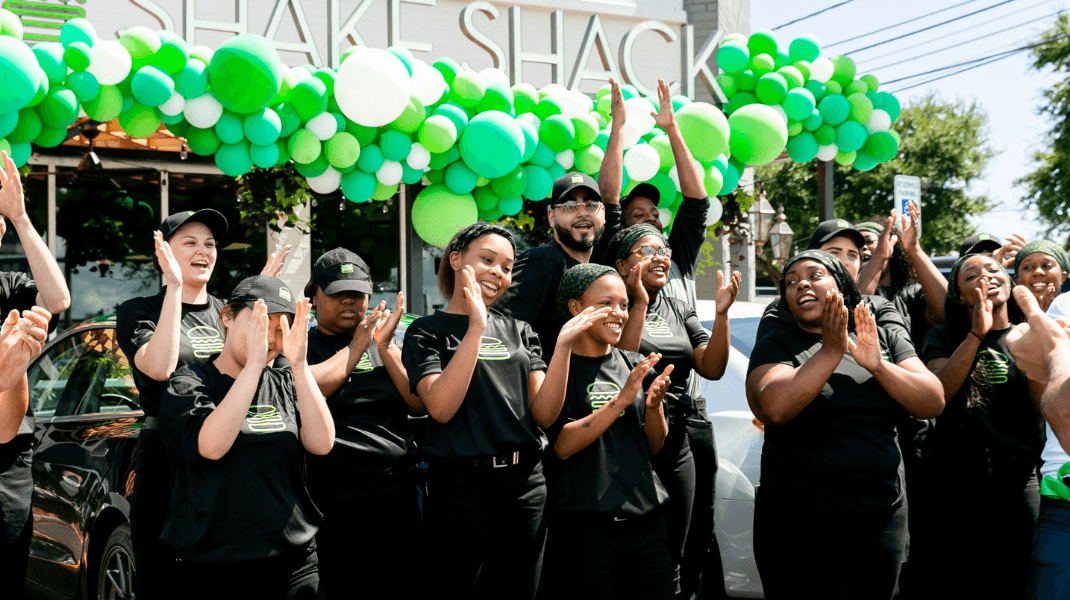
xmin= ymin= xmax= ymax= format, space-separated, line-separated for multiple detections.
xmin=746 ymin=250 xmax=943 ymax=600
xmin=1013 ymin=240 xmax=1069 ymax=312
xmin=605 ymin=223 xmax=740 ymax=595
xmin=920 ymin=253 xmax=1046 ymax=599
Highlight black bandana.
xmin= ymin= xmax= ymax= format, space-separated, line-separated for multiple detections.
xmin=779 ymin=249 xmax=862 ymax=311
xmin=556 ymin=263 xmax=622 ymax=319
xmin=1013 ymin=240 xmax=1070 ymax=278
xmin=604 ymin=224 xmax=668 ymax=265
xmin=947 ymin=254 xmax=1011 ymax=305
xmin=448 ymin=222 xmax=516 ymax=254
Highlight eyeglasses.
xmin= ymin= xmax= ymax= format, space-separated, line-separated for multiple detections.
xmin=632 ymin=246 xmax=672 ymax=258
xmin=552 ymin=200 xmax=602 ymax=212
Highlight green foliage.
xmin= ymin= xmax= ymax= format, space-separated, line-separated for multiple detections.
xmin=237 ymin=163 xmax=315 ymax=232
xmin=1019 ymin=15 xmax=1070 ymax=237
xmin=757 ymin=93 xmax=994 ymax=255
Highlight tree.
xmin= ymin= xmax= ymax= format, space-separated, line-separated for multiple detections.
xmin=1019 ymin=14 xmax=1070 ymax=236
xmin=756 ymin=93 xmax=994 ymax=256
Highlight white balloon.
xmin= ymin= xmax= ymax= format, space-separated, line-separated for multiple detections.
xmin=479 ymin=67 xmax=510 ymax=88
xmin=184 ymin=94 xmax=224 ymax=129
xmin=810 ymin=58 xmax=834 ymax=84
xmin=307 ymin=166 xmax=342 ymax=194
xmin=336 ymin=48 xmax=412 ymax=127
xmin=705 ymin=197 xmax=724 ymax=226
xmin=658 ymin=207 xmax=674 ymax=229
xmin=866 ymin=109 xmax=891 ymax=134
xmin=87 ymin=40 xmax=132 ymax=86
xmin=412 ymin=61 xmax=447 ymax=106
xmin=668 ymin=159 xmax=703 ymax=190
xmin=816 ymin=144 xmax=839 ymax=162
xmin=556 ymin=149 xmax=575 ymax=169
xmin=307 ymin=112 xmax=338 ymax=141
xmin=159 ymin=92 xmax=185 ymax=117
xmin=377 ymin=160 xmax=403 ymax=186
xmin=621 ymin=121 xmax=643 ymax=150
xmin=771 ymin=105 xmax=789 ymax=125
xmin=540 ymin=83 xmax=568 ymax=98
xmin=517 ymin=113 xmax=541 ymax=130
xmin=624 ymin=97 xmax=656 ymax=135
xmin=407 ymin=142 xmax=432 ymax=170
xmin=286 ymin=65 xmax=312 ymax=85
xmin=624 ymin=144 xmax=660 ymax=182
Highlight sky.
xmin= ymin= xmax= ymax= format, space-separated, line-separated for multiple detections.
xmin=750 ymin=0 xmax=1066 ymax=245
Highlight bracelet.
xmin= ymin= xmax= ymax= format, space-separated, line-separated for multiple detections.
xmin=969 ymin=331 xmax=984 ymax=342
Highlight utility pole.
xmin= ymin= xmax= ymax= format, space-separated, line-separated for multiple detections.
xmin=816 ymin=160 xmax=834 ymax=221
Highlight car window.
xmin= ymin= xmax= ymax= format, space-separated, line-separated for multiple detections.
xmin=69 ymin=328 xmax=141 ymax=416
xmin=27 ymin=331 xmax=88 ymax=419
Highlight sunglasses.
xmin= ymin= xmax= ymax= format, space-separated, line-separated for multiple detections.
xmin=632 ymin=246 xmax=672 ymax=258
xmin=552 ymin=200 xmax=603 ymax=212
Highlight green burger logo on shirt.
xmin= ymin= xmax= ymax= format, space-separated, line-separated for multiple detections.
xmin=587 ymin=382 xmax=626 ymax=417
xmin=478 ymin=337 xmax=510 ymax=361
xmin=977 ymin=348 xmax=1010 ymax=385
xmin=188 ymin=325 xmax=224 ymax=359
xmin=644 ymin=313 xmax=673 ymax=338
xmin=353 ymin=352 xmax=373 ymax=373
xmin=245 ymin=405 xmax=287 ymax=432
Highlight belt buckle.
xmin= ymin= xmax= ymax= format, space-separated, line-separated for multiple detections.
xmin=493 ymin=451 xmax=519 ymax=468
xmin=613 ymin=516 xmax=627 ymax=522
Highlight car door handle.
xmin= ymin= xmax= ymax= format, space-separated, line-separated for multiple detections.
xmin=88 ymin=446 xmax=109 ymax=458
xmin=62 ymin=472 xmax=84 ymax=487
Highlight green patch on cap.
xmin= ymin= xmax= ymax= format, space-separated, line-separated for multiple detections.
xmin=836 ymin=219 xmax=850 ymax=228
xmin=979 ymin=234 xmax=991 ymax=241
xmin=188 ymin=211 xmax=195 ymax=216
xmin=571 ymin=174 xmax=583 ymax=184
xmin=279 ymin=287 xmax=292 ymax=302
xmin=340 ymin=264 xmax=354 ymax=274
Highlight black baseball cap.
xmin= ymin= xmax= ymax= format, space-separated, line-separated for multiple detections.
xmin=227 ymin=275 xmax=296 ymax=315
xmin=960 ymin=233 xmax=1002 ymax=256
xmin=159 ymin=209 xmax=228 ymax=241
xmin=807 ymin=219 xmax=866 ymax=251
xmin=621 ymin=183 xmax=660 ymax=211
xmin=304 ymin=248 xmax=373 ymax=297
xmin=551 ymin=172 xmax=602 ymax=205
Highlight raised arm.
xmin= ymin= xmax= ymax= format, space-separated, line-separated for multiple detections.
xmin=655 ymin=79 xmax=703 ymax=200
xmin=746 ymin=290 xmax=849 ymax=425
xmin=374 ymin=292 xmax=426 ymax=416
xmin=283 ymin=299 xmax=335 ymax=456
xmin=857 ymin=211 xmax=897 ymax=295
xmin=901 ymin=201 xmax=948 ymax=324
xmin=0 ymin=151 xmax=70 ymax=315
xmin=0 ymin=307 xmax=48 ymax=443
xmin=597 ymin=77 xmax=626 ymax=207
xmin=529 ymin=306 xmax=612 ymax=428
xmin=694 ymin=271 xmax=740 ymax=380
xmin=926 ymin=285 xmax=991 ymax=400
xmin=308 ymin=301 xmax=383 ymax=397
xmin=132 ymin=232 xmax=185 ymax=381
xmin=616 ymin=258 xmax=651 ymax=352
xmin=260 ymin=245 xmax=291 ymax=278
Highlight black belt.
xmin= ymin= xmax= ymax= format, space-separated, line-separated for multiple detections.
xmin=143 ymin=416 xmax=160 ymax=430
xmin=439 ymin=451 xmax=532 ymax=469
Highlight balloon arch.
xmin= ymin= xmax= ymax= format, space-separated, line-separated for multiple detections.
xmin=0 ymin=12 xmax=901 ymax=248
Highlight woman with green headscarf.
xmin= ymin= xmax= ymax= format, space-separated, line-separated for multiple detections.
xmin=1013 ymin=240 xmax=1069 ymax=312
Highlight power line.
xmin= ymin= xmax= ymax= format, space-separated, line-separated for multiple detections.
xmin=826 ymin=0 xmax=984 ymax=48
xmin=771 ymin=0 xmax=860 ymax=31
xmin=866 ymin=9 xmax=1065 ymax=71
xmin=843 ymin=0 xmax=1022 ymax=54
xmin=886 ymin=54 xmax=1016 ymax=91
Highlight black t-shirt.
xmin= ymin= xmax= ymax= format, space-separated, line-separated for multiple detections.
xmin=877 ymin=282 xmax=931 ymax=349
xmin=305 ymin=329 xmax=416 ymax=500
xmin=747 ymin=325 xmax=916 ymax=513
xmin=159 ymin=359 xmax=321 ymax=563
xmin=116 ymin=289 xmax=225 ymax=417
xmin=402 ymin=311 xmax=547 ymax=459
xmin=637 ymin=294 xmax=710 ymax=416
xmin=546 ymin=348 xmax=669 ymax=517
xmin=756 ymin=295 xmax=911 ymax=347
xmin=920 ymin=326 xmax=1044 ymax=462
xmin=492 ymin=242 xmax=577 ymax=363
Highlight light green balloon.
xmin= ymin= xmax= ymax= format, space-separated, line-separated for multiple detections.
xmin=539 ymin=115 xmax=574 ymax=153
xmin=64 ymin=42 xmax=92 ymax=72
xmin=288 ymin=128 xmax=321 ymax=164
xmin=186 ymin=127 xmax=221 ymax=155
xmin=419 ymin=115 xmax=458 ymax=154
xmin=326 ymin=132 xmax=360 ymax=169
xmin=728 ymin=104 xmax=788 ymax=166
xmin=411 ymin=183 xmax=478 ymax=248
xmin=392 ymin=97 xmax=426 ymax=134
xmin=848 ymin=94 xmax=873 ymax=124
xmin=575 ymin=146 xmax=604 ymax=175
xmin=570 ymin=114 xmax=599 ymax=150
xmin=451 ymin=72 xmax=486 ymax=108
xmin=38 ymin=86 xmax=78 ymax=127
xmin=119 ymin=102 xmax=161 ymax=138
xmin=676 ymin=103 xmax=731 ymax=163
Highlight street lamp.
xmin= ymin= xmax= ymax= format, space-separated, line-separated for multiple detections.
xmin=769 ymin=205 xmax=794 ymax=263
xmin=748 ymin=185 xmax=775 ymax=247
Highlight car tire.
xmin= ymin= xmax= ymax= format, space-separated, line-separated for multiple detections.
xmin=96 ymin=523 xmax=135 ymax=600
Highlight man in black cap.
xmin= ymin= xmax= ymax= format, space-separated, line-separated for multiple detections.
xmin=960 ymin=232 xmax=1004 ymax=256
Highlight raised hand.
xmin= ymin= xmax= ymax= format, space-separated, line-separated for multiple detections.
xmin=645 ymin=363 xmax=675 ymax=410
xmin=608 ymin=76 xmax=626 ymax=130
xmin=260 ymin=245 xmax=291 ymax=278
xmin=245 ymin=299 xmax=270 ymax=369
xmin=993 ymin=234 xmax=1027 ymax=268
xmin=374 ymin=292 xmax=405 ymax=348
xmin=970 ymin=279 xmax=994 ymax=338
xmin=900 ymin=200 xmax=921 ymax=251
xmin=281 ymin=298 xmax=312 ymax=366
xmin=1007 ymin=285 xmax=1070 ymax=382
xmin=356 ymin=300 xmax=386 ymax=347
xmin=1040 ymin=284 xmax=1060 ymax=313
xmin=626 ymin=352 xmax=662 ymax=391
xmin=651 ymin=78 xmax=676 ymax=131
xmin=624 ymin=257 xmax=652 ymax=306
xmin=461 ymin=265 xmax=488 ymax=331
xmin=873 ymin=210 xmax=898 ymax=264
xmin=154 ymin=231 xmax=183 ymax=287
xmin=557 ymin=306 xmax=613 ymax=348
xmin=821 ymin=290 xmax=850 ymax=356
xmin=0 ymin=150 xmax=26 ymax=223
xmin=715 ymin=270 xmax=742 ymax=316
xmin=849 ymin=302 xmax=882 ymax=372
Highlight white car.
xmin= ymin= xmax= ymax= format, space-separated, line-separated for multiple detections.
xmin=695 ymin=299 xmax=768 ymax=598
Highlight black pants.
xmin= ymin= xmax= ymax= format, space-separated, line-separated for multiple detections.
xmin=552 ymin=509 xmax=673 ymax=600
xmin=651 ymin=419 xmax=695 ymax=595
xmin=176 ymin=540 xmax=323 ymax=600
xmin=0 ymin=449 xmax=32 ymax=593
xmin=425 ymin=458 xmax=547 ymax=600
xmin=314 ymin=473 xmax=424 ymax=600
xmin=130 ymin=429 xmax=176 ymax=599
xmin=753 ymin=487 xmax=908 ymax=600
xmin=681 ymin=418 xmax=728 ymax=600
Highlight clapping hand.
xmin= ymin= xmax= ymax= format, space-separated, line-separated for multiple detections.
xmin=715 ymin=270 xmax=742 ymax=316
xmin=821 ymin=290 xmax=850 ymax=356
xmin=645 ymin=363 xmax=674 ymax=410
xmin=154 ymin=231 xmax=183 ymax=287
xmin=461 ymin=265 xmax=488 ymax=331
xmin=260 ymin=245 xmax=291 ymax=278
xmin=374 ymin=292 xmax=405 ymax=349
xmin=281 ymin=298 xmax=313 ymax=366
xmin=849 ymin=303 xmax=883 ymax=372
xmin=557 ymin=306 xmax=613 ymax=348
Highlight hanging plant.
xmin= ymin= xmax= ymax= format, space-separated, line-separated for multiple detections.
xmin=236 ymin=163 xmax=316 ymax=233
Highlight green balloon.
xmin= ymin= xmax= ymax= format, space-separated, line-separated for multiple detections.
xmin=60 ymin=17 xmax=94 ymax=47
xmin=401 ymin=162 xmax=424 ymax=185
xmin=518 ymin=119 xmax=538 ymax=162
xmin=881 ymin=93 xmax=901 ymax=121
xmin=474 ymin=185 xmax=499 ymax=210
xmin=208 ymin=35 xmax=283 ymax=114
xmin=853 ymin=151 xmax=878 ymax=172
xmin=419 ymin=115 xmax=458 ymax=154
xmin=574 ymin=145 xmax=604 ymax=175
xmin=346 ymin=118 xmax=378 ymax=146
xmin=789 ymin=34 xmax=821 ymax=63
xmin=276 ymin=103 xmax=301 ymax=137
xmin=357 ymin=144 xmax=384 ymax=174
xmin=492 ymin=166 xmax=527 ymax=199
xmin=387 ymin=46 xmax=415 ymax=76
xmin=703 ymin=167 xmax=724 ymax=198
xmin=539 ymin=115 xmax=574 ymax=152
xmin=571 ymin=114 xmax=599 ymax=150
xmin=774 ymin=52 xmax=792 ymax=69
xmin=120 ymin=26 xmax=161 ymax=62
xmin=27 ymin=72 xmax=48 ymax=109
xmin=593 ymin=129 xmax=610 ymax=152
xmin=825 ymin=80 xmax=843 ymax=95
xmin=175 ymin=58 xmax=208 ymax=98
xmin=535 ymin=97 xmax=563 ymax=121
xmin=726 ymin=92 xmax=757 ymax=114
xmin=132 ymin=66 xmax=175 ymax=108
xmin=794 ymin=60 xmax=812 ymax=80
xmin=433 ymin=103 xmax=469 ymax=137
xmin=160 ymin=111 xmax=184 ymax=125
xmin=288 ymin=128 xmax=321 ymax=164
xmin=867 ymin=91 xmax=883 ymax=111
xmin=862 ymin=74 xmax=879 ymax=93
xmin=9 ymin=108 xmax=40 ymax=143
xmin=650 ymin=172 xmax=678 ymax=207
xmin=848 ymin=80 xmax=869 ymax=95
xmin=381 ymin=130 xmax=412 ymax=162
xmin=294 ymin=153 xmax=328 ymax=178
xmin=787 ymin=120 xmax=803 ymax=136
xmin=865 ymin=131 xmax=898 ymax=163
xmin=814 ymin=124 xmax=836 ymax=146
xmin=747 ymin=30 xmax=780 ymax=58
xmin=289 ymin=77 xmax=327 ymax=122
xmin=478 ymin=81 xmax=514 ymax=113
xmin=728 ymin=104 xmax=788 ymax=166
xmin=804 ymin=110 xmax=823 ymax=132
xmin=342 ymin=170 xmax=377 ymax=202
xmin=848 ymin=93 xmax=873 ymax=124
xmin=274 ymin=138 xmax=290 ymax=165
xmin=446 ymin=162 xmax=479 ymax=194
xmin=156 ymin=31 xmax=190 ymax=75
xmin=250 ymin=142 xmax=280 ymax=168
xmin=530 ymin=141 xmax=556 ymax=169
xmin=372 ymin=182 xmax=399 ymax=201
xmin=818 ymin=94 xmax=851 ymax=127
xmin=0 ymin=112 xmax=15 ymax=138
xmin=38 ymin=86 xmax=78 ymax=127
xmin=214 ymin=111 xmax=244 ymax=144
xmin=35 ymin=124 xmax=66 ymax=147
xmin=524 ymin=164 xmax=553 ymax=200
xmin=498 ymin=196 xmax=523 ymax=216
xmin=33 ymin=43 xmax=66 ymax=84
xmin=835 ymin=150 xmax=856 ymax=166
xmin=755 ymin=73 xmax=788 ymax=104
xmin=120 ymin=102 xmax=161 ymax=138
xmin=185 ymin=127 xmax=220 ymax=155
xmin=411 ymin=183 xmax=479 ymax=248
xmin=0 ymin=37 xmax=40 ymax=113
xmin=325 ymin=132 xmax=360 ymax=169
xmin=428 ymin=151 xmax=451 ymax=170
xmin=830 ymin=56 xmax=857 ymax=87
xmin=244 ymin=108 xmax=281 ymax=146
xmin=65 ymin=72 xmax=98 ymax=104
xmin=750 ymin=53 xmax=775 ymax=75
xmin=619 ymin=84 xmax=640 ymax=100
xmin=777 ymin=66 xmax=804 ymax=89
xmin=596 ymin=94 xmax=612 ymax=117
xmin=215 ymin=141 xmax=253 ymax=176
xmin=391 ymin=97 xmax=425 ymax=134
xmin=63 ymin=42 xmax=92 ymax=72
xmin=461 ymin=111 xmax=525 ymax=178
xmin=676 ymin=102 xmax=731 ymax=163
xmin=786 ymin=131 xmax=818 ymax=163
xmin=782 ymin=88 xmax=816 ymax=121
xmin=716 ymin=74 xmax=738 ymax=99
xmin=737 ymin=70 xmax=758 ymax=92
xmin=432 ymin=57 xmax=461 ymax=87
xmin=805 ymin=80 xmax=826 ymax=102
xmin=512 ymin=83 xmax=538 ymax=114
xmin=451 ymin=72 xmax=486 ymax=108
xmin=719 ymin=161 xmax=741 ymax=196
xmin=717 ymin=41 xmax=751 ymax=74
xmin=835 ymin=120 xmax=868 ymax=153
xmin=314 ymin=67 xmax=336 ymax=96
